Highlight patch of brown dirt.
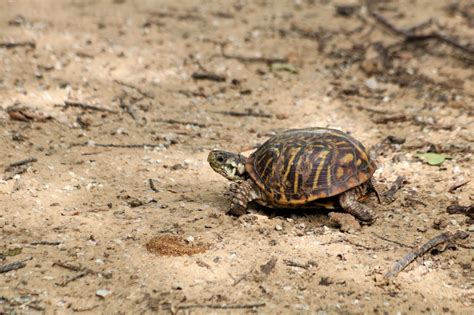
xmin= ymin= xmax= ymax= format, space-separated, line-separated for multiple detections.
xmin=145 ymin=235 xmax=208 ymax=256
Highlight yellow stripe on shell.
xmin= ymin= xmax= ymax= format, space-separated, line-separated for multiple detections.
xmin=312 ymin=151 xmax=329 ymax=189
xmin=281 ymin=148 xmax=300 ymax=195
xmin=293 ymin=152 xmax=304 ymax=194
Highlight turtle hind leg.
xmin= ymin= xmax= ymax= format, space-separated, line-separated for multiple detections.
xmin=228 ymin=179 xmax=261 ymax=216
xmin=339 ymin=188 xmax=376 ymax=224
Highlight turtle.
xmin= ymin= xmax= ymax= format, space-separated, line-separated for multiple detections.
xmin=207 ymin=127 xmax=380 ymax=223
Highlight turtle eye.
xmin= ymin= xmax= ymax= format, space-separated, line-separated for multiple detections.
xmin=216 ymin=156 xmax=224 ymax=163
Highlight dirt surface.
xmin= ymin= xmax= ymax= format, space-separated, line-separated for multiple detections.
xmin=1 ymin=0 xmax=473 ymax=313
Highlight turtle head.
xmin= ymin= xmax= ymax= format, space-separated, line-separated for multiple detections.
xmin=208 ymin=150 xmax=248 ymax=182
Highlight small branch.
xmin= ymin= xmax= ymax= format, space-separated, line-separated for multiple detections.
xmin=446 ymin=204 xmax=474 ymax=219
xmin=448 ymin=179 xmax=470 ymax=193
xmin=52 ymin=261 xmax=84 ymax=272
xmin=30 ymin=241 xmax=62 ymax=246
xmin=0 ymin=41 xmax=36 ymax=49
xmin=153 ymin=118 xmax=209 ymax=128
xmin=56 ymin=271 xmax=92 ymax=287
xmin=213 ymin=109 xmax=272 ymax=118
xmin=52 ymin=261 xmax=95 ymax=287
xmin=283 ymin=259 xmax=315 ymax=269
xmin=72 ymin=142 xmax=167 ymax=148
xmin=372 ymin=232 xmax=413 ymax=248
xmin=0 ymin=257 xmax=32 ymax=273
xmin=368 ymin=3 xmax=474 ymax=55
xmin=64 ymin=100 xmax=117 ymax=113
xmin=114 ymin=80 xmax=154 ymax=99
xmin=178 ymin=302 xmax=266 ymax=310
xmin=221 ymin=44 xmax=288 ymax=64
xmin=5 ymin=157 xmax=37 ymax=171
xmin=383 ymin=176 xmax=406 ymax=204
xmin=385 ymin=230 xmax=469 ymax=278
xmin=148 ymin=178 xmax=159 ymax=192
xmin=191 ymin=72 xmax=226 ymax=82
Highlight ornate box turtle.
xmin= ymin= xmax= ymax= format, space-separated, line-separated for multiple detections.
xmin=208 ymin=128 xmax=380 ymax=223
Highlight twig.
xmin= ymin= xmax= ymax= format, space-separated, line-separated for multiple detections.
xmin=0 ymin=257 xmax=32 ymax=273
xmin=385 ymin=230 xmax=469 ymax=278
xmin=191 ymin=72 xmax=226 ymax=82
xmin=383 ymin=176 xmax=406 ymax=203
xmin=72 ymin=142 xmax=167 ymax=148
xmin=52 ymin=261 xmax=95 ymax=287
xmin=213 ymin=110 xmax=272 ymax=118
xmin=221 ymin=44 xmax=287 ymax=64
xmin=177 ymin=89 xmax=208 ymax=98
xmin=56 ymin=271 xmax=92 ymax=287
xmin=343 ymin=238 xmax=381 ymax=250
xmin=5 ymin=157 xmax=37 ymax=171
xmin=153 ymin=118 xmax=209 ymax=128
xmin=64 ymin=100 xmax=117 ymax=113
xmin=368 ymin=3 xmax=474 ymax=55
xmin=371 ymin=232 xmax=413 ymax=248
xmin=0 ymin=41 xmax=36 ymax=49
xmin=30 ymin=241 xmax=62 ymax=246
xmin=114 ymin=80 xmax=154 ymax=99
xmin=448 ymin=179 xmax=470 ymax=193
xmin=52 ymin=261 xmax=84 ymax=272
xmin=178 ymin=302 xmax=266 ymax=310
xmin=446 ymin=204 xmax=474 ymax=219
xmin=231 ymin=265 xmax=255 ymax=286
xmin=283 ymin=259 xmax=313 ymax=269
xmin=148 ymin=179 xmax=159 ymax=192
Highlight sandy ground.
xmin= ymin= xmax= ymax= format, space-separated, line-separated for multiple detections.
xmin=0 ymin=0 xmax=473 ymax=314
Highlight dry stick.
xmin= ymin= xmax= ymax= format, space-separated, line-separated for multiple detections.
xmin=52 ymin=261 xmax=84 ymax=272
xmin=448 ymin=179 xmax=470 ymax=193
xmin=0 ymin=257 xmax=32 ymax=273
xmin=72 ymin=142 xmax=166 ymax=148
xmin=154 ymin=118 xmax=209 ymax=128
xmin=213 ymin=110 xmax=272 ymax=118
xmin=6 ymin=157 xmax=37 ymax=171
xmin=64 ymin=100 xmax=117 ymax=113
xmin=178 ymin=302 xmax=266 ymax=310
xmin=0 ymin=41 xmax=36 ymax=49
xmin=372 ymin=232 xmax=413 ymax=248
xmin=30 ymin=241 xmax=62 ymax=246
xmin=56 ymin=271 xmax=92 ymax=287
xmin=368 ymin=4 xmax=474 ymax=55
xmin=191 ymin=72 xmax=226 ymax=82
xmin=385 ymin=230 xmax=469 ymax=278
xmin=114 ymin=80 xmax=154 ymax=99
xmin=220 ymin=44 xmax=288 ymax=64
xmin=283 ymin=259 xmax=311 ymax=269
xmin=148 ymin=178 xmax=159 ymax=192
xmin=52 ymin=261 xmax=94 ymax=287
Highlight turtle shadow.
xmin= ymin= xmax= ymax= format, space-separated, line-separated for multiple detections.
xmin=248 ymin=203 xmax=337 ymax=228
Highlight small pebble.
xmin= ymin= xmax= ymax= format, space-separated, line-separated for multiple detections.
xmin=96 ymin=289 xmax=112 ymax=298
xmin=275 ymin=224 xmax=283 ymax=231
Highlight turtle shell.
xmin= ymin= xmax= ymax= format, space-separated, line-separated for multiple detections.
xmin=246 ymin=128 xmax=376 ymax=206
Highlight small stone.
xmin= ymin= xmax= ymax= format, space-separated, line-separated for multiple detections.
xmin=468 ymin=225 xmax=474 ymax=232
xmin=185 ymin=236 xmax=194 ymax=243
xmin=364 ymin=77 xmax=378 ymax=90
xmin=275 ymin=224 xmax=283 ymax=231
xmin=96 ymin=289 xmax=112 ymax=298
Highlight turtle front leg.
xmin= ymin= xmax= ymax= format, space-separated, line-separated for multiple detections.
xmin=339 ymin=188 xmax=376 ymax=224
xmin=228 ymin=179 xmax=261 ymax=216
